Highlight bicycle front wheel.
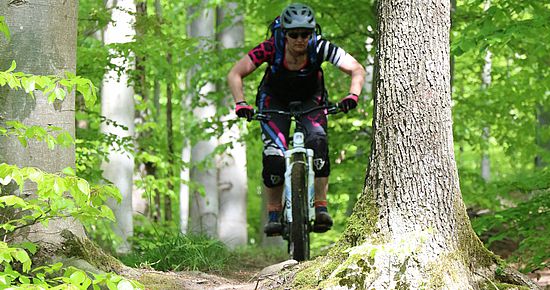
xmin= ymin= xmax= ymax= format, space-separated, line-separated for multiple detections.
xmin=289 ymin=153 xmax=310 ymax=261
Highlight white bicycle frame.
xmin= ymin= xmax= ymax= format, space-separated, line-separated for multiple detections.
xmin=283 ymin=131 xmax=316 ymax=224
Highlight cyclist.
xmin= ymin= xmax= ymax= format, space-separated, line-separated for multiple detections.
xmin=227 ymin=3 xmax=366 ymax=235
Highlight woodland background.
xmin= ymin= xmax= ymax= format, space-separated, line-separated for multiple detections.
xmin=0 ymin=0 xmax=549 ymax=288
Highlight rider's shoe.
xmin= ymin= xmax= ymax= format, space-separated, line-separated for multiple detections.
xmin=264 ymin=211 xmax=283 ymax=236
xmin=313 ymin=207 xmax=333 ymax=233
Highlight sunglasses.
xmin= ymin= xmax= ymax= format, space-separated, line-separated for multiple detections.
xmin=286 ymin=31 xmax=312 ymax=39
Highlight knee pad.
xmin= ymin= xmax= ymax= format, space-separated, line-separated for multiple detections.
xmin=305 ymin=134 xmax=330 ymax=177
xmin=262 ymin=154 xmax=285 ymax=187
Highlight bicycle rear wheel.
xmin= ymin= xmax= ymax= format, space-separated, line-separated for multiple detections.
xmin=289 ymin=153 xmax=310 ymax=261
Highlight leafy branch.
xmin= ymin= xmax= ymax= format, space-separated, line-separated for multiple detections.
xmin=0 ymin=60 xmax=97 ymax=108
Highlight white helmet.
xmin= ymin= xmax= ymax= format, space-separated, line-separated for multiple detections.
xmin=280 ymin=3 xmax=316 ymax=30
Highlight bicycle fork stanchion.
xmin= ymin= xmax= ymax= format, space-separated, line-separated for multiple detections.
xmin=283 ymin=132 xmax=308 ymax=225
xmin=306 ymin=149 xmax=315 ymax=223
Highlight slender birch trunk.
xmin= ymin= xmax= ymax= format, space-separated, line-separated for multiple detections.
xmin=187 ymin=3 xmax=219 ymax=237
xmin=216 ymin=2 xmax=248 ymax=248
xmin=101 ymin=0 xmax=136 ymax=254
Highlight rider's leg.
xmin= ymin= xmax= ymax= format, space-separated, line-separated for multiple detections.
xmin=265 ymin=184 xmax=284 ymax=212
xmin=302 ymin=98 xmax=333 ymax=232
xmin=262 ymin=154 xmax=286 ymax=236
xmin=314 ymin=177 xmax=328 ymax=207
xmin=258 ymin=93 xmax=290 ymax=236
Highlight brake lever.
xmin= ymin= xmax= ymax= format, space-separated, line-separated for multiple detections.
xmin=252 ymin=113 xmax=271 ymax=121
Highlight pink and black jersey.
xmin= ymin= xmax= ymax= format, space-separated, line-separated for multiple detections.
xmin=248 ymin=36 xmax=348 ymax=101
xmin=247 ymin=36 xmax=347 ymax=68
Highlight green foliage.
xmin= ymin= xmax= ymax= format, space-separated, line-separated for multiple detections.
xmin=0 ymin=162 xmax=139 ymax=288
xmin=0 ymin=16 xmax=10 ymax=41
xmin=473 ymin=187 xmax=550 ymax=273
xmin=451 ymin=0 xmax=550 ymax=272
xmin=0 ymin=249 xmax=142 ymax=289
xmin=0 ymin=50 xmax=139 ymax=287
xmin=120 ymin=218 xmax=231 ymax=272
xmin=0 ymin=61 xmax=97 ymax=106
xmin=0 ymin=121 xmax=73 ymax=150
xmin=0 ymin=163 xmax=120 ymax=238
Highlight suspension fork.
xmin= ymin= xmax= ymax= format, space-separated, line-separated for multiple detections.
xmin=283 ymin=131 xmax=314 ymax=223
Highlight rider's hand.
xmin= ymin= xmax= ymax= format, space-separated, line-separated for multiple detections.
xmin=235 ymin=101 xmax=254 ymax=120
xmin=339 ymin=93 xmax=359 ymax=113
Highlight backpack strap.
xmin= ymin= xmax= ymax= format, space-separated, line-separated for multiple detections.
xmin=271 ymin=17 xmax=285 ymax=74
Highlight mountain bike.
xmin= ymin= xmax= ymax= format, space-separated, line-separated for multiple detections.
xmin=252 ymin=101 xmax=341 ymax=261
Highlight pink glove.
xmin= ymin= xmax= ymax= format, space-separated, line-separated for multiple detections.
xmin=339 ymin=93 xmax=359 ymax=113
xmin=235 ymin=101 xmax=254 ymax=120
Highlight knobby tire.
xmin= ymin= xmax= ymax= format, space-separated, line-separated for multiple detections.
xmin=290 ymin=153 xmax=309 ymax=261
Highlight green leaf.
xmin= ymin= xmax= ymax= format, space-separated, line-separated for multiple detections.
xmin=6 ymin=60 xmax=16 ymax=73
xmin=77 ymin=179 xmax=90 ymax=196
xmin=21 ymin=77 xmax=36 ymax=93
xmin=62 ymin=167 xmax=76 ymax=176
xmin=100 ymin=205 xmax=116 ymax=221
xmin=46 ymin=135 xmax=56 ymax=150
xmin=56 ymin=131 xmax=75 ymax=147
xmin=17 ymin=136 xmax=28 ymax=147
xmin=69 ymin=270 xmax=87 ymax=285
xmin=0 ymin=16 xmax=10 ymax=41
xmin=53 ymin=87 xmax=67 ymax=101
xmin=12 ymin=249 xmax=31 ymax=272
xmin=0 ymin=195 xmax=27 ymax=207
xmin=18 ymin=275 xmax=30 ymax=284
xmin=17 ymin=242 xmax=38 ymax=255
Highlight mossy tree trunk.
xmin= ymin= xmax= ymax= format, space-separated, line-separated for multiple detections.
xmin=0 ymin=0 xmax=128 ymax=273
xmin=0 ymin=0 xmax=87 ymax=256
xmin=288 ymin=1 xmax=539 ymax=289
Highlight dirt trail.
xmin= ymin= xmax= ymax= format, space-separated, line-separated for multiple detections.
xmin=127 ymin=262 xmax=550 ymax=290
xmin=127 ymin=260 xmax=299 ymax=290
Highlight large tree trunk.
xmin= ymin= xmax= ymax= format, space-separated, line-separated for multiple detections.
xmin=0 ymin=0 xmax=86 ymax=256
xmin=101 ymin=0 xmax=136 ymax=254
xmin=216 ymin=2 xmax=248 ymax=249
xmin=278 ymin=1 xmax=539 ymax=289
xmin=187 ymin=3 xmax=219 ymax=237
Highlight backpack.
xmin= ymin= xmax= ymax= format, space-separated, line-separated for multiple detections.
xmin=267 ymin=16 xmax=322 ymax=74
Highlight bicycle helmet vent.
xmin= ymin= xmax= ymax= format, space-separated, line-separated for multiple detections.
xmin=280 ymin=3 xmax=316 ymax=30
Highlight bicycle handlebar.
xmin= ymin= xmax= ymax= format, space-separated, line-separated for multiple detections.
xmin=251 ymin=103 xmax=341 ymax=122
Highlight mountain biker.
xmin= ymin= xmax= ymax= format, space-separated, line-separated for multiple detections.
xmin=227 ymin=3 xmax=366 ymax=236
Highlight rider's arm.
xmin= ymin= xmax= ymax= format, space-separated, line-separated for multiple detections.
xmin=337 ymin=54 xmax=366 ymax=96
xmin=227 ymin=55 xmax=257 ymax=104
xmin=228 ymin=39 xmax=275 ymax=104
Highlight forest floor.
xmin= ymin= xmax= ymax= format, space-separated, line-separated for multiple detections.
xmin=130 ymin=261 xmax=550 ymax=290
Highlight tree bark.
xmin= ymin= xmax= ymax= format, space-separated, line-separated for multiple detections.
xmin=279 ymin=1 xmax=540 ymax=289
xmin=187 ymin=2 xmax=219 ymax=237
xmin=101 ymin=0 xmax=136 ymax=254
xmin=216 ymin=2 xmax=248 ymax=249
xmin=0 ymin=0 xmax=86 ymax=258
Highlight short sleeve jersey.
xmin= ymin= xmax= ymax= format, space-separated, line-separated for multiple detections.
xmin=247 ymin=36 xmax=347 ymax=68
